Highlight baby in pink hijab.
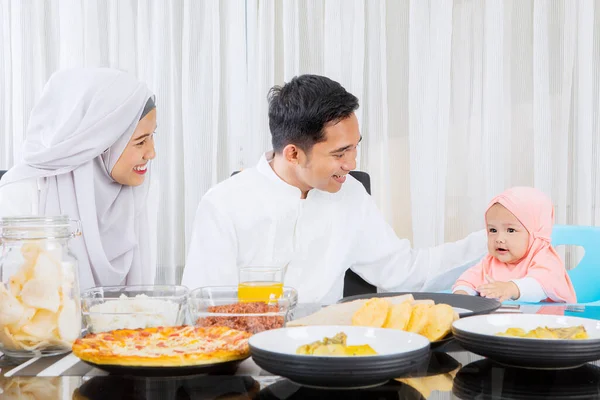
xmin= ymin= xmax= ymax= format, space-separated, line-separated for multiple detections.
xmin=453 ymin=187 xmax=576 ymax=303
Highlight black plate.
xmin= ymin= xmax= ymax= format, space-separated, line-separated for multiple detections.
xmin=453 ymin=329 xmax=600 ymax=369
xmin=453 ymin=359 xmax=600 ymax=400
xmin=250 ymin=346 xmax=430 ymax=389
xmin=452 ymin=314 xmax=600 ymax=369
xmin=339 ymin=292 xmax=501 ymax=317
xmin=80 ymin=357 xmax=248 ymax=377
xmin=338 ymin=292 xmax=499 ymax=348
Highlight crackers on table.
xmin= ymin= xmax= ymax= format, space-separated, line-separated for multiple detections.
xmin=351 ymin=298 xmax=390 ymax=328
xmin=383 ymin=301 xmax=412 ymax=330
xmin=351 ymin=297 xmax=458 ymax=342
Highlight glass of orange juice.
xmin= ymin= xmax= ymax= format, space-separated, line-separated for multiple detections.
xmin=238 ymin=266 xmax=285 ymax=303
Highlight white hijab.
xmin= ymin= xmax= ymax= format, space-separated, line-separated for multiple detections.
xmin=0 ymin=68 xmax=154 ymax=290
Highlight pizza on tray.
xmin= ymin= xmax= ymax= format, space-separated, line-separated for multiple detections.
xmin=72 ymin=326 xmax=251 ymax=367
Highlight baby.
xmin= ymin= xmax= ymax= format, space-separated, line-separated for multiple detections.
xmin=453 ymin=187 xmax=576 ymax=303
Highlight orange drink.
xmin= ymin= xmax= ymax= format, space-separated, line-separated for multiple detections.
xmin=238 ymin=281 xmax=284 ymax=303
xmin=238 ymin=266 xmax=285 ymax=303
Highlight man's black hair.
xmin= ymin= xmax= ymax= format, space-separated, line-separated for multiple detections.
xmin=268 ymin=74 xmax=359 ymax=153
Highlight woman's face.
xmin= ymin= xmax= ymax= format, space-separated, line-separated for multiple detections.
xmin=111 ymin=109 xmax=157 ymax=186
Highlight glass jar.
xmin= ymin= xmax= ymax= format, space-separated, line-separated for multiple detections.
xmin=0 ymin=216 xmax=82 ymax=358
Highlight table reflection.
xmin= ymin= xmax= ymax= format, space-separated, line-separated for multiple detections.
xmin=0 ymin=376 xmax=62 ymax=400
xmin=73 ymin=375 xmax=260 ymax=400
xmin=68 ymin=352 xmax=462 ymax=400
xmin=256 ymin=379 xmax=424 ymax=400
xmin=453 ymin=359 xmax=600 ymax=400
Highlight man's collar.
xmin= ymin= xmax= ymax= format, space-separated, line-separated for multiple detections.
xmin=256 ymin=151 xmax=302 ymax=197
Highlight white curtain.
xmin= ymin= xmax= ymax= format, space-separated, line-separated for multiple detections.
xmin=1 ymin=0 xmax=599 ymax=283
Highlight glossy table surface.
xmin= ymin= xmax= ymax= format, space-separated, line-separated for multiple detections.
xmin=2 ymin=303 xmax=600 ymax=400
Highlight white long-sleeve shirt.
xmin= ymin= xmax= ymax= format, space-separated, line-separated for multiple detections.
xmin=183 ymin=152 xmax=487 ymax=304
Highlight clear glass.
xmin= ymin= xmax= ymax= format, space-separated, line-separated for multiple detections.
xmin=81 ymin=285 xmax=189 ymax=333
xmin=190 ymin=286 xmax=298 ymax=334
xmin=0 ymin=216 xmax=82 ymax=358
xmin=239 ymin=266 xmax=286 ymax=284
xmin=238 ymin=265 xmax=286 ymax=302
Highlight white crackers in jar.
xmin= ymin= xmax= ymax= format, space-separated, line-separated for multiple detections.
xmin=0 ymin=242 xmax=80 ymax=351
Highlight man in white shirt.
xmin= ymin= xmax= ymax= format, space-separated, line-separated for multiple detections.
xmin=183 ymin=75 xmax=487 ymax=304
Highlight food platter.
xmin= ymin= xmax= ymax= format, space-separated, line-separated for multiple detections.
xmin=78 ymin=357 xmax=248 ymax=377
xmin=71 ymin=325 xmax=252 ymax=377
xmin=339 ymin=292 xmax=501 ymax=317
xmin=249 ymin=325 xmax=431 ymax=389
xmin=290 ymin=293 xmax=473 ymax=349
xmin=334 ymin=292 xmax=501 ymax=349
xmin=452 ymin=314 xmax=600 ymax=369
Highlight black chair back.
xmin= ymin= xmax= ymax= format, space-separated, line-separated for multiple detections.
xmin=346 ymin=170 xmax=371 ymax=196
xmin=342 ymin=171 xmax=377 ymax=297
xmin=232 ymin=169 xmax=377 ymax=298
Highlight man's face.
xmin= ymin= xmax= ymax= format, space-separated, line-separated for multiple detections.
xmin=295 ymin=113 xmax=361 ymax=193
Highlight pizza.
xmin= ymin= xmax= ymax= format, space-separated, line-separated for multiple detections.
xmin=72 ymin=325 xmax=251 ymax=367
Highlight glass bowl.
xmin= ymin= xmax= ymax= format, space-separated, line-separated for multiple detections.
xmin=81 ymin=285 xmax=189 ymax=333
xmin=189 ymin=286 xmax=298 ymax=334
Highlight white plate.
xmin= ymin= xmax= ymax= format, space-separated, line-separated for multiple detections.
xmin=453 ymin=314 xmax=600 ymax=339
xmin=249 ymin=325 xmax=430 ymax=357
xmin=249 ymin=325 xmax=431 ymax=388
xmin=452 ymin=314 xmax=600 ymax=369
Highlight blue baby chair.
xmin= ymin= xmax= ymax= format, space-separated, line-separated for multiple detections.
xmin=552 ymin=224 xmax=600 ymax=304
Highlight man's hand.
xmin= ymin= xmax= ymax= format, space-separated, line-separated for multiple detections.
xmin=477 ymin=276 xmax=520 ymax=302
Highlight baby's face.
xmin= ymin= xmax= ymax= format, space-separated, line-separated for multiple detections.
xmin=485 ymin=203 xmax=530 ymax=264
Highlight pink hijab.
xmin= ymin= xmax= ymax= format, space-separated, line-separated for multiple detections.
xmin=454 ymin=187 xmax=576 ymax=303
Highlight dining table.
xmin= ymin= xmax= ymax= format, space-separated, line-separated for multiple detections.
xmin=1 ymin=302 xmax=600 ymax=399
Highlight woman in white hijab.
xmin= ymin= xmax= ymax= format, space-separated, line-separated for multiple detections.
xmin=0 ymin=67 xmax=157 ymax=290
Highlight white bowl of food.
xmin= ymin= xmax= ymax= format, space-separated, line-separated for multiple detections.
xmin=452 ymin=314 xmax=600 ymax=369
xmin=249 ymin=325 xmax=431 ymax=389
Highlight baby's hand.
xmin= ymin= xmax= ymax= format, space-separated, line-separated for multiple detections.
xmin=453 ymin=290 xmax=469 ymax=295
xmin=477 ymin=277 xmax=520 ymax=302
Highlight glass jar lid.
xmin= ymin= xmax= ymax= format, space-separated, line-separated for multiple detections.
xmin=0 ymin=215 xmax=81 ymax=240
